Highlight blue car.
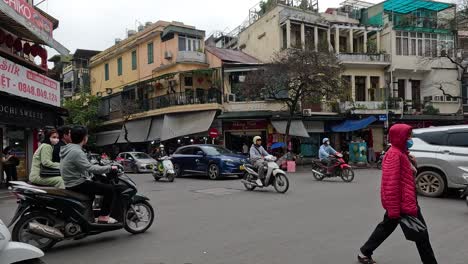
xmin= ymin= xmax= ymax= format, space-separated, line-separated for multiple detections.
xmin=171 ymin=144 xmax=248 ymax=180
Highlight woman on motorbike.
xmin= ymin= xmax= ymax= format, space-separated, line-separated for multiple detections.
xmin=29 ymin=129 xmax=65 ymax=188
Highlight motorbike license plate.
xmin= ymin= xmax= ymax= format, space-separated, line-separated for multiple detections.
xmin=240 ymin=165 xmax=245 ymax=170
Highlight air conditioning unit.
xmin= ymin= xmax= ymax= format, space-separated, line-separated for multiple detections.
xmin=164 ymin=51 xmax=173 ymax=60
xmin=227 ymin=93 xmax=236 ymax=102
xmin=303 ymin=109 xmax=312 ymax=116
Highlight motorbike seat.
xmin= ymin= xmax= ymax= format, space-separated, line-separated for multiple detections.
xmin=34 ymin=187 xmax=92 ymax=201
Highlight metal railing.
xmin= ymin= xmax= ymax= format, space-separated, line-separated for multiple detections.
xmin=176 ymin=51 xmax=206 ymax=64
xmin=338 ymin=53 xmax=391 ymax=63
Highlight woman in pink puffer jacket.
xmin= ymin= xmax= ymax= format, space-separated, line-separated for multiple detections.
xmin=357 ymin=124 xmax=437 ymax=264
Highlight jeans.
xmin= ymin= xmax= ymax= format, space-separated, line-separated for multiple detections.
xmin=360 ymin=209 xmax=437 ymax=264
xmin=254 ymin=159 xmax=266 ymax=179
xmin=67 ymin=181 xmax=115 ymax=216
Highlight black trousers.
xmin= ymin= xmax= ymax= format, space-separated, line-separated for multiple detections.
xmin=4 ymin=165 xmax=17 ymax=183
xmin=360 ymin=209 xmax=437 ymax=264
xmin=67 ymin=181 xmax=115 ymax=216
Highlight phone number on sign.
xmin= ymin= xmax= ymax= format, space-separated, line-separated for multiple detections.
xmin=18 ymin=82 xmax=58 ymax=103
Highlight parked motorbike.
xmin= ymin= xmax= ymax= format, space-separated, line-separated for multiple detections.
xmin=0 ymin=219 xmax=45 ymax=264
xmin=376 ymin=144 xmax=391 ymax=170
xmin=8 ymin=163 xmax=155 ymax=251
xmin=152 ymin=156 xmax=175 ymax=182
xmin=241 ymin=155 xmax=289 ymax=193
xmin=311 ymin=153 xmax=355 ymax=182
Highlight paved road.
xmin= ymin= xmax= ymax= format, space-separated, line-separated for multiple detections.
xmin=1 ymin=169 xmax=467 ymax=264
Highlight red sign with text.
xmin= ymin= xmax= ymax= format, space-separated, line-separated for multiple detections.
xmin=3 ymin=0 xmax=54 ymax=37
xmin=223 ymin=120 xmax=268 ymax=131
xmin=0 ymin=55 xmax=60 ymax=107
xmin=209 ymin=128 xmax=219 ymax=139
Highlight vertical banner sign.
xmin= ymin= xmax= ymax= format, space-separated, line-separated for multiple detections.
xmin=2 ymin=0 xmax=53 ymax=37
xmin=0 ymin=55 xmax=60 ymax=107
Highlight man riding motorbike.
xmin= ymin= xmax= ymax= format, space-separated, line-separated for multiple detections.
xmin=60 ymin=125 xmax=119 ymax=224
xmin=319 ymin=138 xmax=337 ymax=174
xmin=249 ymin=136 xmax=270 ymax=187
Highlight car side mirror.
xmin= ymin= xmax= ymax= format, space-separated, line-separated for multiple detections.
xmin=128 ymin=157 xmax=134 ymax=161
xmin=196 ymin=151 xmax=205 ymax=156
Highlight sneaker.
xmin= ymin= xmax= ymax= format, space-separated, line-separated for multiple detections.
xmin=97 ymin=216 xmax=118 ymax=224
xmin=255 ymin=179 xmax=263 ymax=187
xmin=358 ymin=254 xmax=377 ymax=264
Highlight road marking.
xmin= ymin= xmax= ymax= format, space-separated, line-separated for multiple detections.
xmin=193 ymin=188 xmax=243 ymax=196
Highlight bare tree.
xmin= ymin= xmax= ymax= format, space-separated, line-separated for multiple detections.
xmin=120 ymin=98 xmax=141 ymax=143
xmin=241 ymin=49 xmax=344 ymax=145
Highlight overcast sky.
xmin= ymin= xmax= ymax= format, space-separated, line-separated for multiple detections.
xmin=40 ymin=0 xmax=456 ymax=56
xmin=39 ymin=0 xmax=373 ymax=55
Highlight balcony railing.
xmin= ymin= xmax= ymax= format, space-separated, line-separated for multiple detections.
xmin=176 ymin=51 xmax=206 ymax=64
xmin=98 ymin=90 xmax=222 ymax=120
xmin=338 ymin=53 xmax=391 ymax=64
xmin=339 ymin=100 xmax=403 ymax=112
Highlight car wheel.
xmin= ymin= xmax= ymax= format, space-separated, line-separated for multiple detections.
xmin=416 ymin=170 xmax=446 ymax=197
xmin=208 ymin=164 xmax=220 ymax=180
xmin=173 ymin=163 xmax=181 ymax=177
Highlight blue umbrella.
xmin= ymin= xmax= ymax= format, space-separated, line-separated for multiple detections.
xmin=271 ymin=142 xmax=286 ymax=150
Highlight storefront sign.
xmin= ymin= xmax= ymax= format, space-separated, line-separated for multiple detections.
xmin=2 ymin=0 xmax=53 ymax=37
xmin=378 ymin=115 xmax=387 ymax=121
xmin=223 ymin=120 xmax=268 ymax=131
xmin=0 ymin=55 xmax=60 ymax=107
xmin=0 ymin=95 xmax=57 ymax=126
xmin=0 ymin=1 xmax=69 ymax=55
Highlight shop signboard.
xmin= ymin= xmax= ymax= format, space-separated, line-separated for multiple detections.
xmin=0 ymin=55 xmax=60 ymax=107
xmin=223 ymin=120 xmax=268 ymax=131
xmin=378 ymin=115 xmax=387 ymax=121
xmin=0 ymin=95 xmax=57 ymax=127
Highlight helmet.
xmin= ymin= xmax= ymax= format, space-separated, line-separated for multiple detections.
xmin=253 ymin=136 xmax=262 ymax=144
xmin=322 ymin=138 xmax=330 ymax=144
xmin=159 ymin=144 xmax=164 ymax=149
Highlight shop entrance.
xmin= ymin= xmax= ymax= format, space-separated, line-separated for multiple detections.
xmin=225 ymin=131 xmax=266 ymax=154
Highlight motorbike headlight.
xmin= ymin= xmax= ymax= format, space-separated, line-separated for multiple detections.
xmin=463 ymin=173 xmax=468 ymax=183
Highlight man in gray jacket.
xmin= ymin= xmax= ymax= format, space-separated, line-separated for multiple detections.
xmin=250 ymin=136 xmax=270 ymax=186
xmin=60 ymin=126 xmax=118 ymax=224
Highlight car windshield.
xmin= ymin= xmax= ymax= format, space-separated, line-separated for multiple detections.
xmin=132 ymin=153 xmax=151 ymax=159
xmin=201 ymin=146 xmax=233 ymax=155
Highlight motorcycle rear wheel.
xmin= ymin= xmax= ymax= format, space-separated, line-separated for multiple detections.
xmin=274 ymin=174 xmax=289 ymax=194
xmin=12 ymin=212 xmax=57 ymax=252
xmin=340 ymin=168 xmax=355 ymax=182
xmin=242 ymin=173 xmax=256 ymax=191
xmin=125 ymin=201 xmax=155 ymax=234
xmin=312 ymin=165 xmax=325 ymax=181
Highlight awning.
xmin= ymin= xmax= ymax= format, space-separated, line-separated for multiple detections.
xmin=147 ymin=117 xmax=164 ymax=142
xmin=95 ymin=130 xmax=121 ymax=147
xmin=117 ymin=118 xmax=151 ymax=143
xmin=271 ymin=120 xmax=310 ymax=138
xmin=303 ymin=121 xmax=324 ymax=133
xmin=161 ymin=110 xmax=216 ymax=141
xmin=331 ymin=116 xmax=377 ymax=132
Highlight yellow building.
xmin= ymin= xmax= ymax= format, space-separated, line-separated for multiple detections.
xmin=90 ymin=21 xmax=224 ymax=149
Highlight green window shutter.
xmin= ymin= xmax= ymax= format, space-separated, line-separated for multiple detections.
xmin=131 ymin=50 xmax=137 ymax=70
xmin=117 ymin=57 xmax=123 ymax=76
xmin=147 ymin=42 xmax=154 ymax=64
xmin=104 ymin=63 xmax=109 ymax=81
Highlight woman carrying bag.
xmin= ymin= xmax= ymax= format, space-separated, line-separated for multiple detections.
xmin=29 ymin=129 xmax=65 ymax=188
xmin=357 ymin=124 xmax=437 ymax=264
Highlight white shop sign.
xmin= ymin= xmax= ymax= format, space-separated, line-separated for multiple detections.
xmin=0 ymin=55 xmax=60 ymax=107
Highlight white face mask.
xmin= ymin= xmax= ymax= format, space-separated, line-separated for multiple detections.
xmin=50 ymin=138 xmax=60 ymax=145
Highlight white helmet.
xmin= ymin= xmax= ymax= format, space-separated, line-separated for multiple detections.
xmin=253 ymin=136 xmax=262 ymax=144
xmin=323 ymin=138 xmax=330 ymax=144
xmin=159 ymin=144 xmax=164 ymax=149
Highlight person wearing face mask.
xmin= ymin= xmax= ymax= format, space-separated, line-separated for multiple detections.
xmin=29 ymin=128 xmax=65 ymax=188
xmin=357 ymin=124 xmax=437 ymax=264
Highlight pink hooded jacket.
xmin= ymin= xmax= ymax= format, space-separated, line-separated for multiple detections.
xmin=381 ymin=124 xmax=418 ymax=219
